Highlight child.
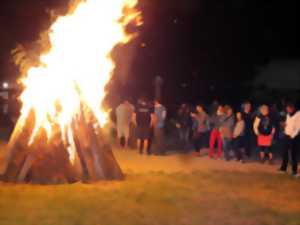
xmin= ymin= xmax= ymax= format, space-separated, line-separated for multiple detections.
xmin=232 ymin=112 xmax=245 ymax=162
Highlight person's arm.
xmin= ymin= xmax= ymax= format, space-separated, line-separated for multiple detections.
xmin=287 ymin=112 xmax=300 ymax=139
xmin=253 ymin=117 xmax=260 ymax=136
xmin=234 ymin=121 xmax=245 ymax=138
xmin=241 ymin=121 xmax=245 ymax=136
xmin=132 ymin=113 xmax=137 ymax=126
xmin=190 ymin=113 xmax=196 ymax=118
xmin=271 ymin=127 xmax=276 ymax=136
xmin=162 ymin=109 xmax=167 ymax=120
xmin=175 ymin=112 xmax=182 ymax=128
xmin=150 ymin=113 xmax=155 ymax=128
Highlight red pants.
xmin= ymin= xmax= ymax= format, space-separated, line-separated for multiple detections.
xmin=209 ymin=129 xmax=223 ymax=157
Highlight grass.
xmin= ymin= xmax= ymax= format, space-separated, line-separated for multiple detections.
xmin=0 ymin=149 xmax=300 ymax=225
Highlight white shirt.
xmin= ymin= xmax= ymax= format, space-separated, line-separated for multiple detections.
xmin=285 ymin=111 xmax=300 ymax=139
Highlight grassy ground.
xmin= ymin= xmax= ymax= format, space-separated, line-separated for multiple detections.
xmin=0 ymin=148 xmax=300 ymax=225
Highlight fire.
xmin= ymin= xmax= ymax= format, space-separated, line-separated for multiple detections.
xmin=14 ymin=0 xmax=141 ymax=161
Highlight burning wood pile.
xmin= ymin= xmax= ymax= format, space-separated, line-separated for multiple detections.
xmin=0 ymin=0 xmax=141 ymax=183
xmin=1 ymin=105 xmax=124 ymax=183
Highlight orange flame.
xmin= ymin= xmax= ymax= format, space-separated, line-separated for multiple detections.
xmin=16 ymin=0 xmax=141 ymax=162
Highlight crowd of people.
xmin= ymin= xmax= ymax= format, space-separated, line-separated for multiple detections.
xmin=114 ymin=98 xmax=300 ymax=178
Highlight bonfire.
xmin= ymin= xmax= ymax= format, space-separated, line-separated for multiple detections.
xmin=0 ymin=0 xmax=141 ymax=184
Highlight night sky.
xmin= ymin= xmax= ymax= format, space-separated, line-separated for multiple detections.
xmin=1 ymin=0 xmax=300 ymax=104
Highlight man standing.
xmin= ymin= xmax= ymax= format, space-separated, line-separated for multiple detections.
xmin=279 ymin=103 xmax=300 ymax=178
xmin=152 ymin=99 xmax=167 ymax=155
xmin=116 ymin=100 xmax=134 ymax=148
xmin=176 ymin=104 xmax=192 ymax=149
xmin=242 ymin=101 xmax=254 ymax=158
xmin=133 ymin=97 xmax=154 ymax=155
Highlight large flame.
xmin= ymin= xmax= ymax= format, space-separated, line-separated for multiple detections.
xmin=15 ymin=0 xmax=141 ymax=161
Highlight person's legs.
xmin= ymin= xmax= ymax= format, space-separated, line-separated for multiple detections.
xmin=153 ymin=127 xmax=164 ymax=155
xmin=198 ymin=133 xmax=204 ymax=151
xmin=233 ymin=138 xmax=241 ymax=161
xmin=223 ymin=138 xmax=229 ymax=160
xmin=124 ymin=125 xmax=130 ymax=149
xmin=268 ymin=147 xmax=273 ymax=163
xmin=193 ymin=133 xmax=206 ymax=155
xmin=141 ymin=126 xmax=151 ymax=155
xmin=180 ymin=128 xmax=189 ymax=149
xmin=259 ymin=146 xmax=265 ymax=162
xmin=144 ymin=139 xmax=149 ymax=155
xmin=217 ymin=131 xmax=223 ymax=158
xmin=193 ymin=136 xmax=200 ymax=153
xmin=137 ymin=139 xmax=143 ymax=154
xmin=184 ymin=129 xmax=190 ymax=144
xmin=118 ymin=137 xmax=123 ymax=148
xmin=244 ymin=133 xmax=252 ymax=157
xmin=117 ymin=125 xmax=124 ymax=148
xmin=209 ymin=130 xmax=217 ymax=157
xmin=152 ymin=128 xmax=158 ymax=155
xmin=179 ymin=129 xmax=185 ymax=142
xmin=158 ymin=128 xmax=165 ymax=155
xmin=280 ymin=149 xmax=289 ymax=172
xmin=236 ymin=147 xmax=242 ymax=161
xmin=203 ymin=131 xmax=210 ymax=149
xmin=124 ymin=137 xmax=129 ymax=149
xmin=291 ymin=136 xmax=300 ymax=175
xmin=239 ymin=136 xmax=245 ymax=162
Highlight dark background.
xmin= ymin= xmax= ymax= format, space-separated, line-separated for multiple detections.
xmin=1 ymin=0 xmax=300 ymax=105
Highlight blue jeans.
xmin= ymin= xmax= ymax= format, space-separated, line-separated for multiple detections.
xmin=223 ymin=138 xmax=232 ymax=160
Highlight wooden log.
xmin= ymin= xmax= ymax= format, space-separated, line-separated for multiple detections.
xmin=71 ymin=119 xmax=90 ymax=182
xmin=88 ymin=122 xmax=124 ymax=180
xmin=17 ymin=152 xmax=36 ymax=183
xmin=71 ymin=115 xmax=99 ymax=181
xmin=1 ymin=101 xmax=124 ymax=183
xmin=27 ymin=125 xmax=79 ymax=184
xmin=0 ymin=110 xmax=35 ymax=176
xmin=80 ymin=110 xmax=105 ymax=180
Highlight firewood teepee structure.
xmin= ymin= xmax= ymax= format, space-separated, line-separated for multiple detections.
xmin=0 ymin=105 xmax=124 ymax=184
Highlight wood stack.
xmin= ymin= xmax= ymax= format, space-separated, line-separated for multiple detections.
xmin=0 ymin=107 xmax=124 ymax=184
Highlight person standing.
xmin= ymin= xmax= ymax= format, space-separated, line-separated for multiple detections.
xmin=253 ymin=105 xmax=276 ymax=164
xmin=191 ymin=104 xmax=209 ymax=156
xmin=232 ymin=112 xmax=246 ymax=163
xmin=279 ymin=103 xmax=300 ymax=178
xmin=116 ymin=100 xmax=134 ymax=148
xmin=209 ymin=105 xmax=226 ymax=159
xmin=133 ymin=97 xmax=154 ymax=155
xmin=175 ymin=104 xmax=192 ymax=149
xmin=220 ymin=105 xmax=235 ymax=161
xmin=152 ymin=100 xmax=167 ymax=155
xmin=242 ymin=101 xmax=254 ymax=158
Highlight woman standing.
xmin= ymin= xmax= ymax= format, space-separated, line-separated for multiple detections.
xmin=253 ymin=105 xmax=276 ymax=164
xmin=220 ymin=105 xmax=235 ymax=161
xmin=232 ymin=112 xmax=245 ymax=162
xmin=191 ymin=104 xmax=209 ymax=156
xmin=209 ymin=105 xmax=226 ymax=159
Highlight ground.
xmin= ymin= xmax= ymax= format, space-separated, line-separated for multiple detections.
xmin=0 ymin=146 xmax=300 ymax=225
